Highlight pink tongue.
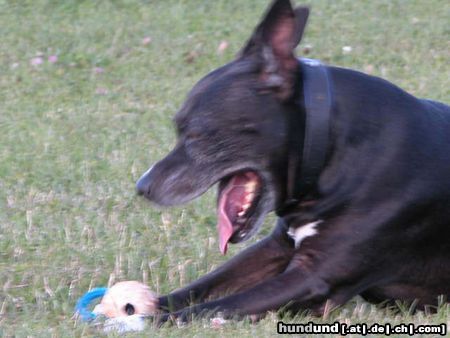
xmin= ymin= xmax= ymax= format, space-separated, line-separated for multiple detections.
xmin=217 ymin=175 xmax=246 ymax=255
xmin=217 ymin=200 xmax=233 ymax=255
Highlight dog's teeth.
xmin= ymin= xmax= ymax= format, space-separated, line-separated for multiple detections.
xmin=237 ymin=210 xmax=245 ymax=217
xmin=242 ymin=203 xmax=251 ymax=211
xmin=246 ymin=193 xmax=255 ymax=202
xmin=245 ymin=181 xmax=256 ymax=193
xmin=240 ymin=232 xmax=247 ymax=238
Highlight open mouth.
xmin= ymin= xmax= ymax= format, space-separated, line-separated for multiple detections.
xmin=217 ymin=170 xmax=263 ymax=254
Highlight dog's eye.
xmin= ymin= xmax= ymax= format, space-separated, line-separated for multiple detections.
xmin=242 ymin=123 xmax=259 ymax=135
xmin=186 ymin=131 xmax=201 ymax=140
xmin=125 ymin=303 xmax=135 ymax=315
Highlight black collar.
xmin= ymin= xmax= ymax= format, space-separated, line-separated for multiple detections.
xmin=278 ymin=58 xmax=333 ymax=214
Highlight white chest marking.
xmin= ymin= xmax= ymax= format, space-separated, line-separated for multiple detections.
xmin=287 ymin=220 xmax=322 ymax=249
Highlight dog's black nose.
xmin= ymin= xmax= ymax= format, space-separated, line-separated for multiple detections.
xmin=136 ymin=179 xmax=147 ymax=196
xmin=136 ymin=166 xmax=153 ymax=196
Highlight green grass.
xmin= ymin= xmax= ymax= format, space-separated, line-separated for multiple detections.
xmin=0 ymin=0 xmax=449 ymax=336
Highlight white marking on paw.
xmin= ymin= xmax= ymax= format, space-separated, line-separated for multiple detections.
xmin=287 ymin=220 xmax=322 ymax=249
xmin=176 ymin=317 xmax=187 ymax=328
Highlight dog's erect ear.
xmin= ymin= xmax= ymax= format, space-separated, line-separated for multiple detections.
xmin=292 ymin=6 xmax=309 ymax=47
xmin=238 ymin=0 xmax=309 ymax=100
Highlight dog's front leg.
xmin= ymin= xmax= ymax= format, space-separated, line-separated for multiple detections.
xmin=157 ymin=267 xmax=328 ymax=324
xmin=158 ymin=220 xmax=294 ymax=312
xmin=157 ymin=214 xmax=381 ymax=323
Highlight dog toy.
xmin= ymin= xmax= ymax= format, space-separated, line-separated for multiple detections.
xmin=75 ymin=281 xmax=158 ymax=333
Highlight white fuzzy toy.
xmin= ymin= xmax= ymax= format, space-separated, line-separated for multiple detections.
xmin=76 ymin=281 xmax=159 ymax=334
xmin=93 ymin=281 xmax=158 ymax=318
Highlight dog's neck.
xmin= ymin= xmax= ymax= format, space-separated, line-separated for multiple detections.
xmin=278 ymin=58 xmax=333 ymax=216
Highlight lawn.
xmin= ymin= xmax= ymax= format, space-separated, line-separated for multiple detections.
xmin=0 ymin=0 xmax=449 ymax=337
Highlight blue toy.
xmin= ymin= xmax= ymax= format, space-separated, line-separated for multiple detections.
xmin=75 ymin=287 xmax=108 ymax=321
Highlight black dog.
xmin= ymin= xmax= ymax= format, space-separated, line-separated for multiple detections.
xmin=136 ymin=0 xmax=450 ymax=322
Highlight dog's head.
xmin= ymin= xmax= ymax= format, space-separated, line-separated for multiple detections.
xmin=137 ymin=0 xmax=309 ymax=254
